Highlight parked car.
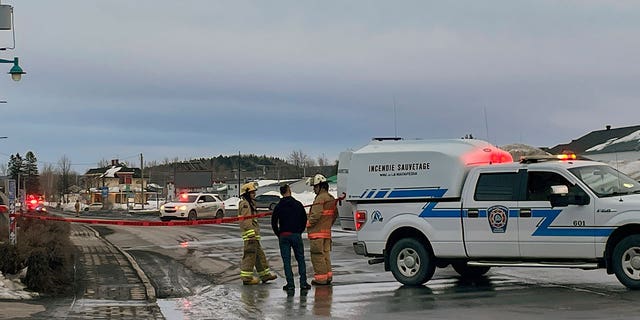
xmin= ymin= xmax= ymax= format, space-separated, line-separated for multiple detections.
xmin=160 ymin=193 xmax=225 ymax=221
xmin=254 ymin=194 xmax=281 ymax=211
xmin=84 ymin=202 xmax=103 ymax=212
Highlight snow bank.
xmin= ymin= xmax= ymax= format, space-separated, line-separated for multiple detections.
xmin=0 ymin=271 xmax=38 ymax=300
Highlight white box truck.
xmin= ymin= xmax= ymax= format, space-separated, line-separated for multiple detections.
xmin=340 ymin=138 xmax=640 ymax=289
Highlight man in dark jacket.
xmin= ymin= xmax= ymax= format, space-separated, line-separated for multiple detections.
xmin=271 ymin=184 xmax=311 ymax=291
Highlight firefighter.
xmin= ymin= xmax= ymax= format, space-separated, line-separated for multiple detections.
xmin=306 ymin=174 xmax=337 ymax=285
xmin=238 ymin=181 xmax=277 ymax=285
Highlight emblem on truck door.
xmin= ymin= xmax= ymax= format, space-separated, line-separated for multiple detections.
xmin=487 ymin=205 xmax=509 ymax=233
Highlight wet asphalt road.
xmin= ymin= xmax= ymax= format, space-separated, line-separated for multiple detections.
xmin=59 ymin=210 xmax=640 ymax=319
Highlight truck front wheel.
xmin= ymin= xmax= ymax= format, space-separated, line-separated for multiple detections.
xmin=389 ymin=238 xmax=435 ymax=286
xmin=452 ymin=262 xmax=491 ymax=278
xmin=613 ymin=234 xmax=640 ymax=290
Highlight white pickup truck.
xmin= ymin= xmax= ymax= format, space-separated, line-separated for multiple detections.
xmin=338 ymin=138 xmax=640 ymax=289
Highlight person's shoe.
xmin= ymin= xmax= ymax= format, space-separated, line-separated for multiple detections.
xmin=261 ymin=274 xmax=277 ymax=283
xmin=242 ymin=277 xmax=260 ymax=285
xmin=300 ymin=282 xmax=312 ymax=290
xmin=311 ymin=279 xmax=328 ymax=286
xmin=327 ymin=278 xmax=332 ymax=284
xmin=282 ymin=284 xmax=295 ymax=291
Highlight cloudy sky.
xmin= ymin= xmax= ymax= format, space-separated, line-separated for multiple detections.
xmin=1 ymin=0 xmax=639 ymax=173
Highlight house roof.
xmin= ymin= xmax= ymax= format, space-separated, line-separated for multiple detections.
xmin=548 ymin=125 xmax=640 ymax=155
xmin=85 ymin=165 xmax=142 ymax=178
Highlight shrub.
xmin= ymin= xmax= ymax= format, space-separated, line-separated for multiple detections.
xmin=0 ymin=242 xmax=19 ymax=274
xmin=1 ymin=217 xmax=77 ymax=296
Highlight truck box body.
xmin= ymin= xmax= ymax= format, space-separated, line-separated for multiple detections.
xmin=345 ymin=139 xmax=512 ymax=202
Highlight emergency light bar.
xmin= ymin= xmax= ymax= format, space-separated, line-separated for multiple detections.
xmin=520 ymin=153 xmax=578 ymax=164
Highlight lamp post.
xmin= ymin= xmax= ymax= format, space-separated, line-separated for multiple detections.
xmin=0 ymin=57 xmax=25 ymax=81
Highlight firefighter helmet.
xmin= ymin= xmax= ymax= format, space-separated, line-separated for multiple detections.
xmin=306 ymin=174 xmax=327 ymax=186
xmin=241 ymin=182 xmax=258 ymax=195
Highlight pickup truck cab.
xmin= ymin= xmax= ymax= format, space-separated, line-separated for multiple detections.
xmin=341 ymin=138 xmax=640 ymax=289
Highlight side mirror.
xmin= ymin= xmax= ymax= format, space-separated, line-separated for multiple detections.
xmin=549 ymin=185 xmax=590 ymax=207
xmin=197 ymin=199 xmax=204 ymax=204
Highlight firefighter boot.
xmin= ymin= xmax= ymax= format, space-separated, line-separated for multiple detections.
xmin=311 ymin=279 xmax=329 ymax=286
xmin=242 ymin=277 xmax=260 ymax=285
xmin=261 ymin=273 xmax=277 ymax=283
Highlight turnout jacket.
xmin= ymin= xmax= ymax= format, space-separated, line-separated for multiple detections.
xmin=307 ymin=190 xmax=336 ymax=239
xmin=239 ymin=198 xmax=260 ymax=240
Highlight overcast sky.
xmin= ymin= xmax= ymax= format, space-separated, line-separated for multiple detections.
xmin=1 ymin=1 xmax=639 ymax=174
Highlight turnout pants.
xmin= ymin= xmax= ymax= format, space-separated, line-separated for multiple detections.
xmin=309 ymin=238 xmax=332 ymax=283
xmin=240 ymin=239 xmax=271 ymax=279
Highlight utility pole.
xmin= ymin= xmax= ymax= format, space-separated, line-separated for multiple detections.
xmin=237 ymin=151 xmax=241 ymax=198
xmin=140 ymin=153 xmax=144 ymax=209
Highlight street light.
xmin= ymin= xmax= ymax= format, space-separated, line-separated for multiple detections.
xmin=0 ymin=57 xmax=24 ymax=81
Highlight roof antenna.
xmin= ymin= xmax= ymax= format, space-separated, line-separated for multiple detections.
xmin=393 ymin=96 xmax=398 ymax=138
xmin=484 ymin=107 xmax=490 ymax=142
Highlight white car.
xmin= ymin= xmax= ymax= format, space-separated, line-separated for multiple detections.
xmin=160 ymin=193 xmax=225 ymax=221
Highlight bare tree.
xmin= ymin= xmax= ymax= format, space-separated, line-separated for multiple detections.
xmin=288 ymin=149 xmax=309 ymax=168
xmin=0 ymin=163 xmax=6 ymax=176
xmin=317 ymin=153 xmax=329 ymax=167
xmin=97 ymin=158 xmax=110 ymax=167
xmin=40 ymin=164 xmax=57 ymax=201
xmin=58 ymin=155 xmax=72 ymax=203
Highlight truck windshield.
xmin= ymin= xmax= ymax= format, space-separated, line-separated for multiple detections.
xmin=569 ymin=165 xmax=640 ymax=198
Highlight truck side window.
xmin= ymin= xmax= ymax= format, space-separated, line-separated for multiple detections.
xmin=526 ymin=171 xmax=587 ymax=202
xmin=474 ymin=172 xmax=520 ymax=201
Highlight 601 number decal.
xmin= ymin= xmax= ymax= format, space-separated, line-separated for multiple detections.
xmin=573 ymin=220 xmax=586 ymax=227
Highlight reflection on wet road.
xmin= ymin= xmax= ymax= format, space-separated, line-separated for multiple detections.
xmin=155 ymin=274 xmax=532 ymax=319
xmin=157 ymin=269 xmax=640 ymax=320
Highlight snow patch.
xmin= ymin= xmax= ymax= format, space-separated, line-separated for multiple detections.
xmin=0 ymin=271 xmax=38 ymax=300
xmin=586 ymin=129 xmax=640 ymax=152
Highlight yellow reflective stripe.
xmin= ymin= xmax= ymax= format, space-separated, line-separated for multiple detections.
xmin=258 ymin=269 xmax=271 ymax=277
xmin=243 ymin=229 xmax=256 ymax=236
xmin=240 ymin=271 xmax=254 ymax=277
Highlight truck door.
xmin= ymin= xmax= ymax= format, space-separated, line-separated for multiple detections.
xmin=463 ymin=169 xmax=521 ymax=258
xmin=518 ymin=170 xmax=595 ymax=258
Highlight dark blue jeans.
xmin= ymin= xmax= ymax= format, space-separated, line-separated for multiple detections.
xmin=279 ymin=233 xmax=307 ymax=286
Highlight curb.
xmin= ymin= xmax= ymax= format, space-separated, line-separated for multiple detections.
xmin=85 ymin=226 xmax=157 ymax=302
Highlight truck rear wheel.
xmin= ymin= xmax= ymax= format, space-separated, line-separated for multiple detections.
xmin=452 ymin=262 xmax=490 ymax=278
xmin=389 ymin=238 xmax=435 ymax=286
xmin=613 ymin=234 xmax=640 ymax=290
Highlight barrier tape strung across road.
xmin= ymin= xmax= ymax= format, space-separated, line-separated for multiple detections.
xmin=9 ymin=193 xmax=346 ymax=227
xmin=9 ymin=211 xmax=272 ymax=227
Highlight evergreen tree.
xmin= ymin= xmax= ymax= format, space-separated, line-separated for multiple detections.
xmin=24 ymin=151 xmax=41 ymax=194
xmin=8 ymin=153 xmax=24 ymax=182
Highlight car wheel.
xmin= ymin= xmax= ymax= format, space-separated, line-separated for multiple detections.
xmin=187 ymin=210 xmax=197 ymax=221
xmin=452 ymin=261 xmax=491 ymax=278
xmin=269 ymin=203 xmax=276 ymax=211
xmin=215 ymin=210 xmax=224 ymax=219
xmin=613 ymin=234 xmax=640 ymax=289
xmin=84 ymin=207 xmax=89 ymax=212
xmin=389 ymin=238 xmax=435 ymax=286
